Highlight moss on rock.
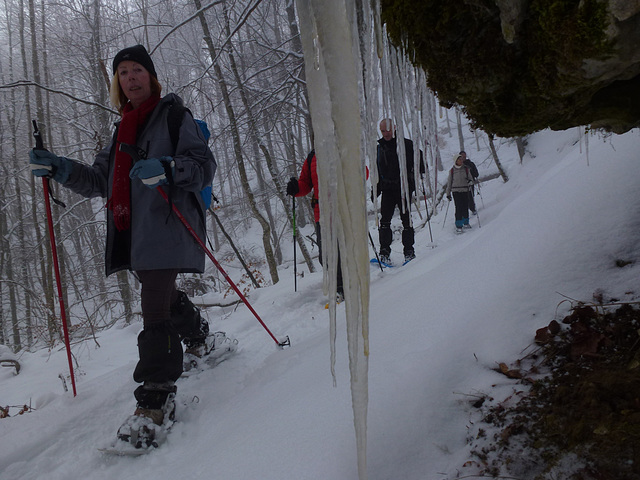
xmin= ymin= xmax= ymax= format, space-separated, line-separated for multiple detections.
xmin=381 ymin=0 xmax=639 ymax=136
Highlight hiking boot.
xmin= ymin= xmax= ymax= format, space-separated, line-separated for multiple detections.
xmin=379 ymin=254 xmax=391 ymax=265
xmin=464 ymin=223 xmax=472 ymax=229
xmin=336 ymin=291 xmax=345 ymax=304
xmin=184 ymin=338 xmax=207 ymax=357
xmin=133 ymin=406 xmax=164 ymax=426
xmin=404 ymin=252 xmax=416 ymax=263
xmin=456 ymin=226 xmax=463 ymax=234
xmin=118 ymin=387 xmax=176 ymax=448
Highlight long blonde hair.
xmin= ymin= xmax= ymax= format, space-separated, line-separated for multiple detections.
xmin=109 ymin=71 xmax=162 ymax=114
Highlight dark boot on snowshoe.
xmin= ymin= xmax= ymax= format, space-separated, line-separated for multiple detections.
xmin=117 ymin=382 xmax=177 ymax=449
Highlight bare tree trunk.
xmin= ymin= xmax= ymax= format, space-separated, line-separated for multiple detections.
xmin=0 ymin=192 xmax=20 ymax=350
xmin=211 ymin=210 xmax=260 ymax=289
xmin=117 ymin=271 xmax=134 ymax=324
xmin=456 ymin=107 xmax=464 ymax=152
xmin=22 ymin=0 xmax=56 ymax=344
xmin=194 ymin=0 xmax=279 ymax=284
xmin=222 ymin=8 xmax=316 ymax=272
xmin=488 ymin=134 xmax=509 ymax=182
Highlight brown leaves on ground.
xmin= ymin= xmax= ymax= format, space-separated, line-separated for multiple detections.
xmin=471 ymin=301 xmax=640 ymax=479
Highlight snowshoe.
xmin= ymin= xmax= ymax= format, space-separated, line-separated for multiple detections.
xmin=455 ymin=227 xmax=464 ymax=234
xmin=101 ymin=391 xmax=176 ymax=455
xmin=403 ymin=252 xmax=416 ymax=265
xmin=370 ymin=256 xmax=393 ymax=268
xmin=182 ymin=331 xmax=238 ymax=375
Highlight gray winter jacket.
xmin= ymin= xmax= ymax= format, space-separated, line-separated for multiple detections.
xmin=63 ymin=93 xmax=216 ymax=276
xmin=445 ymin=164 xmax=473 ymax=196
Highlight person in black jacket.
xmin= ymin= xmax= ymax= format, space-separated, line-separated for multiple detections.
xmin=375 ymin=119 xmax=423 ymax=264
xmin=460 ymin=150 xmax=479 ymax=214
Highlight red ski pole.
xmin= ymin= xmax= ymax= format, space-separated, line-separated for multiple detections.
xmin=118 ymin=142 xmax=289 ymax=348
xmin=32 ymin=120 xmax=77 ymax=396
xmin=156 ymin=187 xmax=289 ymax=348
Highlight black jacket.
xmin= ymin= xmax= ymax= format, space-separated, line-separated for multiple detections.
xmin=463 ymin=159 xmax=479 ymax=179
xmin=376 ymin=137 xmax=424 ymax=194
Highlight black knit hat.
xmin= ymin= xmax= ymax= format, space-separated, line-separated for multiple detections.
xmin=112 ymin=45 xmax=157 ymax=78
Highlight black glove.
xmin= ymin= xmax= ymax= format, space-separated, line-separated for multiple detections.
xmin=286 ymin=177 xmax=299 ymax=196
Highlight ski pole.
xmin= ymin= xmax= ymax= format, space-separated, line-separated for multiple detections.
xmin=292 ymin=195 xmax=297 ymax=292
xmin=469 ymin=185 xmax=481 ymax=228
xmin=165 ymin=189 xmax=288 ymax=346
xmin=442 ymin=197 xmax=450 ymax=229
xmin=156 ymin=186 xmax=289 ymax=347
xmin=476 ymin=181 xmax=485 ymax=208
xmin=420 ymin=175 xmax=433 ymax=244
xmin=32 ymin=120 xmax=77 ymax=396
xmin=368 ymin=231 xmax=384 ymax=272
xmin=119 ymin=142 xmax=290 ymax=348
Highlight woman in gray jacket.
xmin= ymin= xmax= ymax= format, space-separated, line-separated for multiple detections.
xmin=446 ymin=153 xmax=474 ymax=233
xmin=29 ymin=45 xmax=216 ymax=446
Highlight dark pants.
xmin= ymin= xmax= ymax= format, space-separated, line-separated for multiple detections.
xmin=378 ymin=190 xmax=414 ymax=257
xmin=453 ymin=191 xmax=470 ymax=228
xmin=315 ymin=222 xmax=344 ymax=295
xmin=132 ymin=269 xmax=205 ymax=409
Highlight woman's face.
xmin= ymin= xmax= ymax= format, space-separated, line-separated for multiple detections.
xmin=117 ymin=60 xmax=152 ymax=109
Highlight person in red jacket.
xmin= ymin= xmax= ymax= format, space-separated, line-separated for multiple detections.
xmin=286 ymin=150 xmax=344 ymax=301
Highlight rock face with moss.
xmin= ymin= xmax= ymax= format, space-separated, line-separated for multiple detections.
xmin=381 ymin=0 xmax=640 ymax=136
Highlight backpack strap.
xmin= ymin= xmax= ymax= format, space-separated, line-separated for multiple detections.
xmin=305 ymin=149 xmax=315 ymax=174
xmin=167 ymin=100 xmax=190 ymax=154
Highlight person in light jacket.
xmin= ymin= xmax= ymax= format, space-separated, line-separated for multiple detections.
xmin=29 ymin=45 xmax=216 ymax=446
xmin=446 ymin=153 xmax=475 ymax=233
xmin=460 ymin=150 xmax=479 ymax=214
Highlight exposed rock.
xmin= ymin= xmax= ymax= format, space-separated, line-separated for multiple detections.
xmin=495 ymin=0 xmax=527 ymax=44
xmin=381 ymin=0 xmax=640 ymax=136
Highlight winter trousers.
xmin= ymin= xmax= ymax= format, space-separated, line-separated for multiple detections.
xmin=133 ymin=269 xmax=207 ymax=409
xmin=315 ymin=222 xmax=344 ymax=295
xmin=453 ymin=191 xmax=470 ymax=228
xmin=378 ymin=190 xmax=414 ymax=257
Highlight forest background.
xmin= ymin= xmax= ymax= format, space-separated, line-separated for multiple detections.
xmin=0 ymin=0 xmax=508 ymax=356
xmin=0 ymin=0 xmax=327 ymax=352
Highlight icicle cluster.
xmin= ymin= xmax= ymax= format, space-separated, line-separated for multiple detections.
xmin=377 ymin=34 xmax=444 ymax=221
xmin=295 ymin=1 xmax=371 ymax=478
xmin=294 ymin=2 xmax=442 ymax=479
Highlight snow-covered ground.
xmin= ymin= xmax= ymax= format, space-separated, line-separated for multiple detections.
xmin=1 ymin=127 xmax=639 ymax=480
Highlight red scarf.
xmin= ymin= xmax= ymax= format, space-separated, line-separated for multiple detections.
xmin=110 ymin=94 xmax=161 ymax=231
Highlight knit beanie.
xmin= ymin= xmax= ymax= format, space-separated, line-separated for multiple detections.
xmin=112 ymin=45 xmax=157 ymax=78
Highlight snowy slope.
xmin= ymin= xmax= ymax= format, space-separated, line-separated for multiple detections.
xmin=1 ymin=128 xmax=640 ymax=480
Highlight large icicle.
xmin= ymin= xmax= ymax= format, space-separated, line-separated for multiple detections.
xmin=295 ymin=0 xmax=371 ymax=479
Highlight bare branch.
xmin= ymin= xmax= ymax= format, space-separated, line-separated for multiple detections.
xmin=0 ymin=80 xmax=117 ymax=114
